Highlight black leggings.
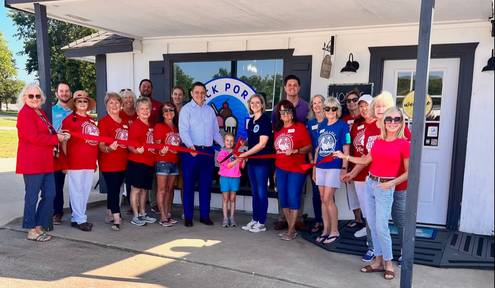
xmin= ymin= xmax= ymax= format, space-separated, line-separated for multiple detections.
xmin=102 ymin=171 xmax=126 ymax=214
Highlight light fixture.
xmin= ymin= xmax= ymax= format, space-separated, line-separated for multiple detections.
xmin=482 ymin=49 xmax=495 ymax=72
xmin=341 ymin=53 xmax=359 ymax=73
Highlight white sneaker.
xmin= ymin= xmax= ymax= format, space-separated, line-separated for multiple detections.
xmin=131 ymin=216 xmax=146 ymax=226
xmin=354 ymin=227 xmax=367 ymax=238
xmin=140 ymin=214 xmax=156 ymax=224
xmin=242 ymin=220 xmax=257 ymax=231
xmin=249 ymin=222 xmax=267 ymax=233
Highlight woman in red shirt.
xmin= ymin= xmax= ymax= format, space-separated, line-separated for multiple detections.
xmin=334 ymin=107 xmax=410 ymax=280
xmin=154 ymin=102 xmax=181 ymax=227
xmin=126 ymin=97 xmax=157 ymax=227
xmin=16 ymin=83 xmax=67 ymax=241
xmin=62 ymin=90 xmax=98 ymax=232
xmin=98 ymin=92 xmax=129 ymax=231
xmin=119 ymin=89 xmax=138 ymax=126
xmin=273 ymin=100 xmax=311 ymax=241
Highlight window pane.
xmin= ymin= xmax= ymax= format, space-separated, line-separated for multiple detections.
xmin=428 ymin=71 xmax=443 ymax=96
xmin=173 ymin=61 xmax=231 ymax=97
xmin=237 ymin=59 xmax=283 ymax=111
xmin=397 ymin=72 xmax=412 ymax=96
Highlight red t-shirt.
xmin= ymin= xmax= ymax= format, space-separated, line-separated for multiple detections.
xmin=342 ymin=113 xmax=361 ymax=130
xmin=369 ymin=138 xmax=410 ymax=178
xmin=364 ymin=121 xmax=411 ymax=189
xmin=153 ymin=122 xmax=181 ymax=163
xmin=119 ymin=110 xmax=138 ymax=127
xmin=350 ymin=120 xmax=373 ymax=181
xmin=62 ymin=113 xmax=99 ymax=170
xmin=127 ymin=118 xmax=155 ymax=166
xmin=98 ymin=115 xmax=129 ymax=172
xmin=274 ymin=122 xmax=311 ymax=174
xmin=149 ymin=98 xmax=163 ymax=127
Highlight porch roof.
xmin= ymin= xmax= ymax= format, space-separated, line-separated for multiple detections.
xmin=5 ymin=0 xmax=492 ymax=39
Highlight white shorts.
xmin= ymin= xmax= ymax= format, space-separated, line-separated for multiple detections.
xmin=315 ymin=168 xmax=341 ymax=188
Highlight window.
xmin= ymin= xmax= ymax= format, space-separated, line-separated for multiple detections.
xmin=173 ymin=59 xmax=283 ymax=110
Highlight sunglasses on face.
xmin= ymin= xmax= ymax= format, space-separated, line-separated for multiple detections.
xmin=324 ymin=106 xmax=339 ymax=112
xmin=27 ymin=94 xmax=41 ymax=99
xmin=384 ymin=116 xmax=403 ymax=124
xmin=120 ymin=88 xmax=132 ymax=92
xmin=346 ymin=98 xmax=359 ymax=103
xmin=279 ymin=109 xmax=292 ymax=115
xmin=76 ymin=99 xmax=89 ymax=104
xmin=162 ymin=108 xmax=175 ymax=113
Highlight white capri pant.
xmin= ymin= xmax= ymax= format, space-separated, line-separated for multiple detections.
xmin=346 ymin=181 xmax=360 ymax=211
xmin=67 ymin=169 xmax=93 ymax=224
xmin=353 ymin=180 xmax=368 ymax=217
xmin=315 ymin=168 xmax=341 ymax=188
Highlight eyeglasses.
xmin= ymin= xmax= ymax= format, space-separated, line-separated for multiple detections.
xmin=75 ymin=99 xmax=89 ymax=104
xmin=346 ymin=98 xmax=359 ymax=103
xmin=120 ymin=88 xmax=132 ymax=92
xmin=280 ymin=109 xmax=292 ymax=115
xmin=162 ymin=108 xmax=175 ymax=113
xmin=27 ymin=94 xmax=41 ymax=100
xmin=324 ymin=106 xmax=339 ymax=112
xmin=384 ymin=116 xmax=403 ymax=124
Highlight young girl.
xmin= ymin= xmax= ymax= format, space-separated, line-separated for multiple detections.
xmin=217 ymin=133 xmax=245 ymax=227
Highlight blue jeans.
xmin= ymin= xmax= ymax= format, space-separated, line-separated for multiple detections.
xmin=392 ymin=190 xmax=407 ymax=249
xmin=181 ymin=147 xmax=214 ymax=220
xmin=275 ymin=168 xmax=306 ymax=210
xmin=365 ymin=178 xmax=394 ymax=261
xmin=311 ymin=179 xmax=323 ymax=223
xmin=22 ymin=173 xmax=55 ymax=229
xmin=247 ymin=163 xmax=269 ymax=224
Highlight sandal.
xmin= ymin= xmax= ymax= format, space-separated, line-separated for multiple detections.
xmin=27 ymin=231 xmax=52 ymax=242
xmin=111 ymin=223 xmax=121 ymax=231
xmin=311 ymin=222 xmax=323 ymax=233
xmin=315 ymin=234 xmax=329 ymax=243
xmin=167 ymin=218 xmax=178 ymax=224
xmin=322 ymin=235 xmax=340 ymax=245
xmin=280 ymin=232 xmax=298 ymax=241
xmin=346 ymin=220 xmax=363 ymax=228
xmin=384 ymin=270 xmax=395 ymax=280
xmin=277 ymin=231 xmax=288 ymax=237
xmin=159 ymin=220 xmax=173 ymax=227
xmin=360 ymin=265 xmax=385 ymax=273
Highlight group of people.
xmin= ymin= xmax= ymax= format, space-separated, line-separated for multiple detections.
xmin=16 ymin=74 xmax=410 ymax=281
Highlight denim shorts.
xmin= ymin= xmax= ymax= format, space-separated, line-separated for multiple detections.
xmin=219 ymin=176 xmax=240 ymax=192
xmin=155 ymin=161 xmax=179 ymax=176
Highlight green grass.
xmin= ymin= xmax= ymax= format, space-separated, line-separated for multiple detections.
xmin=0 ymin=130 xmax=18 ymax=158
xmin=0 ymin=117 xmax=17 ymax=127
xmin=0 ymin=110 xmax=18 ymax=116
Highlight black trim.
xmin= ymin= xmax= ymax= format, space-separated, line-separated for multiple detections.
xmin=95 ymin=54 xmax=107 ymax=120
xmin=163 ymin=49 xmax=295 ymax=97
xmin=5 ymin=0 xmax=57 ymax=4
xmin=369 ymin=43 xmax=478 ymax=230
xmin=63 ymin=41 xmax=133 ymax=58
xmin=34 ymin=3 xmax=52 ymax=120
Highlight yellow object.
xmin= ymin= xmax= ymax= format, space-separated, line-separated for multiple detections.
xmin=402 ymin=91 xmax=433 ymax=118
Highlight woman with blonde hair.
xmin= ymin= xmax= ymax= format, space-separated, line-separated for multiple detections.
xmin=334 ymin=106 xmax=410 ymax=280
xmin=119 ymin=89 xmax=138 ymax=126
xmin=16 ymin=83 xmax=68 ymax=241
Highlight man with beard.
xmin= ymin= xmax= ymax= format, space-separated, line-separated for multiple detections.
xmin=139 ymin=79 xmax=162 ymax=127
xmin=51 ymin=82 xmax=72 ymax=226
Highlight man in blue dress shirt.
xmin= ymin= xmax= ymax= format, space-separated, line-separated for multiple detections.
xmin=179 ymin=82 xmax=223 ymax=227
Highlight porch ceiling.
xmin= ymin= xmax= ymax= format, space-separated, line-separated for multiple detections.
xmin=6 ymin=0 xmax=492 ymax=39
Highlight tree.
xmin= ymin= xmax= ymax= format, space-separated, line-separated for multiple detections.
xmin=9 ymin=11 xmax=97 ymax=102
xmin=0 ymin=32 xmax=23 ymax=110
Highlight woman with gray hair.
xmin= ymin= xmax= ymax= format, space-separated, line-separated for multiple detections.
xmin=306 ymin=94 xmax=326 ymax=234
xmin=16 ymin=83 xmax=69 ymax=241
xmin=313 ymin=97 xmax=350 ymax=245
xmin=119 ymin=89 xmax=138 ymax=126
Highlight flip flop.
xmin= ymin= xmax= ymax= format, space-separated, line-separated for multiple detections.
xmin=384 ymin=270 xmax=395 ymax=280
xmin=322 ymin=235 xmax=340 ymax=245
xmin=360 ymin=265 xmax=385 ymax=273
xmin=280 ymin=232 xmax=298 ymax=241
xmin=311 ymin=222 xmax=323 ymax=233
xmin=27 ymin=232 xmax=52 ymax=242
xmin=316 ymin=234 xmax=329 ymax=243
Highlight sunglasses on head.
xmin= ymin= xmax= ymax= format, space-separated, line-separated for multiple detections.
xmin=324 ymin=106 xmax=339 ymax=112
xmin=346 ymin=98 xmax=359 ymax=103
xmin=384 ymin=116 xmax=403 ymax=124
xmin=27 ymin=94 xmax=41 ymax=100
xmin=163 ymin=108 xmax=175 ymax=113
xmin=279 ymin=109 xmax=292 ymax=115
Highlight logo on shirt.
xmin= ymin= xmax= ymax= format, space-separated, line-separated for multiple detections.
xmin=165 ymin=132 xmax=181 ymax=146
xmin=82 ymin=121 xmax=99 ymax=146
xmin=274 ymin=134 xmax=293 ymax=153
xmin=253 ymin=124 xmax=259 ymax=133
xmin=366 ymin=135 xmax=378 ymax=153
xmin=353 ymin=129 xmax=365 ymax=155
xmin=115 ymin=128 xmax=128 ymax=148
xmin=318 ymin=132 xmax=337 ymax=157
xmin=146 ymin=128 xmax=154 ymax=152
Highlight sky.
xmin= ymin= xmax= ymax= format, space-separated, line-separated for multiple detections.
xmin=0 ymin=5 xmax=36 ymax=83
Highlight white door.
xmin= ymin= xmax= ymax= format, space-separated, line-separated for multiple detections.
xmin=383 ymin=59 xmax=459 ymax=225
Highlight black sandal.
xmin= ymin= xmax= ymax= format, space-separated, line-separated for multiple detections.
xmin=311 ymin=222 xmax=323 ymax=233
